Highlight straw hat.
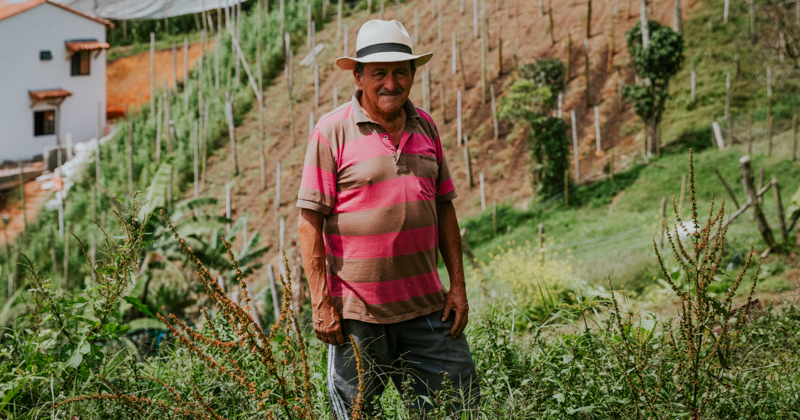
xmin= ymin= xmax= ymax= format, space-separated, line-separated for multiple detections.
xmin=335 ymin=19 xmax=433 ymax=70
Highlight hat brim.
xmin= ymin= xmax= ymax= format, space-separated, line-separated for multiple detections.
xmin=336 ymin=51 xmax=433 ymax=70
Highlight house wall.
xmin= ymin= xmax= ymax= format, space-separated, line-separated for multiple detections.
xmin=0 ymin=2 xmax=107 ymax=163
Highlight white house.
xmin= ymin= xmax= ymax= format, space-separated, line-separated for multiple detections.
xmin=0 ymin=0 xmax=113 ymax=164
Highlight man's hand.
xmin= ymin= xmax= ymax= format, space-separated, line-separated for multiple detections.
xmin=313 ymin=298 xmax=346 ymax=345
xmin=441 ymin=286 xmax=469 ymax=339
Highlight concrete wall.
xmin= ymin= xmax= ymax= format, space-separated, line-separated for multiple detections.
xmin=0 ymin=2 xmax=107 ymax=163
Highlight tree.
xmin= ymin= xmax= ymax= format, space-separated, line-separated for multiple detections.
xmin=758 ymin=0 xmax=800 ymax=68
xmin=500 ymin=59 xmax=569 ymax=197
xmin=624 ymin=20 xmax=684 ymax=156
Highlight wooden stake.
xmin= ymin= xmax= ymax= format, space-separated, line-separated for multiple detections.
xmin=674 ymin=0 xmax=683 ymax=34
xmin=735 ymin=42 xmax=741 ymax=82
xmin=793 ymin=115 xmax=798 ymax=162
xmin=63 ymin=222 xmax=70 ymax=287
xmin=225 ymin=91 xmax=240 ymax=175
xmin=566 ymin=33 xmax=572 ymax=80
xmin=260 ymin=144 xmax=266 ymax=191
xmin=451 ymin=31 xmax=457 ymax=75
xmin=184 ymin=37 xmax=189 ymax=110
xmin=659 ymin=197 xmax=667 ymax=249
xmin=18 ymin=163 xmax=27 ymax=243
xmin=772 ymin=177 xmax=787 ymax=241
xmin=464 ymin=139 xmax=473 ymax=188
xmin=156 ymin=95 xmax=163 ymax=163
xmin=150 ymin=32 xmax=155 ymax=114
xmin=380 ymin=0 xmax=385 ymax=19
xmin=440 ymin=80 xmax=447 ymax=123
xmin=275 ymin=162 xmax=281 ymax=211
xmin=570 ymin=110 xmax=580 ymax=180
xmin=172 ymin=41 xmax=178 ymax=93
xmin=690 ymin=58 xmax=696 ymax=102
xmin=725 ymin=71 xmax=731 ymax=126
xmin=768 ymin=116 xmax=774 ymax=156
xmin=707 ymin=20 xmax=713 ymax=60
xmin=167 ymin=166 xmax=173 ymax=214
xmin=584 ymin=38 xmax=591 ymax=106
xmin=497 ymin=21 xmax=503 ymax=75
xmin=586 ymin=0 xmax=592 ymax=38
xmin=757 ymin=167 xmax=764 ymax=205
xmin=538 ymin=223 xmax=544 ymax=251
xmin=127 ymin=111 xmax=134 ymax=198
xmin=748 ymin=111 xmax=753 ymax=154
xmin=679 ymin=172 xmax=687 ymax=216
xmin=481 ymin=2 xmax=487 ymax=103
xmin=723 ymin=0 xmax=729 ymax=24
xmin=333 ymin=85 xmax=339 ymax=109
xmin=479 ymin=172 xmax=486 ymax=211
xmin=49 ymin=226 xmax=58 ymax=283
xmin=267 ymin=265 xmax=281 ymax=320
xmin=193 ymin=120 xmax=199 ymax=198
xmin=594 ymin=106 xmax=602 ymax=154
xmin=473 ymin=0 xmax=479 ymax=39
xmin=739 ymin=156 xmax=777 ymax=249
xmin=548 ymin=3 xmax=555 ymax=45
xmin=225 ymin=181 xmax=232 ymax=234
xmin=564 ymin=170 xmax=570 ymax=206
xmin=491 ymin=85 xmax=499 ymax=139
xmin=457 ymin=90 xmax=462 ymax=145
xmin=96 ymin=102 xmax=102 ymax=182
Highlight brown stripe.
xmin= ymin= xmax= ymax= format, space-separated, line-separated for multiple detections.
xmin=320 ymin=118 xmax=372 ymax=151
xmin=327 ymin=248 xmax=438 ymax=282
xmin=332 ymin=289 xmax=447 ymax=324
xmin=303 ymin=138 xmax=337 ymax=173
xmin=297 ymin=186 xmax=335 ymax=210
xmin=337 ymin=154 xmax=440 ymax=192
xmin=325 ymin=199 xmax=438 ymax=236
xmin=437 ymin=153 xmax=452 ymax=183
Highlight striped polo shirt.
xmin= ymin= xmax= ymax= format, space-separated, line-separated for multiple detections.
xmin=297 ymin=90 xmax=457 ymax=324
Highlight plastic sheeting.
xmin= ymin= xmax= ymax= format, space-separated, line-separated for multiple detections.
xmin=52 ymin=0 xmax=245 ymax=21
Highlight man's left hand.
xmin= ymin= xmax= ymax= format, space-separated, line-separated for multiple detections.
xmin=441 ymin=287 xmax=469 ymax=339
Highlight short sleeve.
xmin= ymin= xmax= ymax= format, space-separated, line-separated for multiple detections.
xmin=433 ymin=126 xmax=457 ymax=204
xmin=297 ymin=128 xmax=337 ymax=215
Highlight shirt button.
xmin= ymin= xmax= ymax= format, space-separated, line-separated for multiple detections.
xmin=383 ymin=135 xmax=389 ymax=140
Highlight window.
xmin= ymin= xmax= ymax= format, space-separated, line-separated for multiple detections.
xmin=34 ymin=110 xmax=55 ymax=136
xmin=70 ymin=50 xmax=90 ymax=76
xmin=40 ymin=50 xmax=52 ymax=61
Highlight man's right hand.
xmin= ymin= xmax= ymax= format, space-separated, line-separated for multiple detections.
xmin=313 ymin=298 xmax=346 ymax=346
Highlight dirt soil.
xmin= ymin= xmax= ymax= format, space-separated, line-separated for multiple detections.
xmin=0 ymin=180 xmax=47 ymax=247
xmin=190 ymin=0 xmax=701 ymax=285
xmin=106 ymin=41 xmax=208 ymax=119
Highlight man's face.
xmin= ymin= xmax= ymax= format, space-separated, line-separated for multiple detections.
xmin=354 ymin=61 xmax=414 ymax=118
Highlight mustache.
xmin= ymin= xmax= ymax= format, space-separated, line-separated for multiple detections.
xmin=378 ymin=87 xmax=404 ymax=96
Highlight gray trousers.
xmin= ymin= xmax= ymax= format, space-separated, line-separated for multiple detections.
xmin=326 ymin=310 xmax=480 ymax=419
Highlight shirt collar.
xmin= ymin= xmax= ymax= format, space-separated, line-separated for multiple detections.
xmin=351 ymin=89 xmax=420 ymax=125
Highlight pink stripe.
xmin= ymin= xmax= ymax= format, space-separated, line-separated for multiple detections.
xmin=308 ymin=130 xmax=331 ymax=148
xmin=301 ymin=165 xmax=337 ymax=194
xmin=333 ymin=176 xmax=436 ymax=213
xmin=417 ymin=108 xmax=435 ymax=124
xmin=317 ymin=105 xmax=354 ymax=131
xmin=401 ymin=133 xmax=438 ymax=157
xmin=325 ymin=225 xmax=437 ymax=259
xmin=328 ymin=271 xmax=443 ymax=304
xmin=436 ymin=179 xmax=455 ymax=197
xmin=337 ymin=134 xmax=394 ymax=168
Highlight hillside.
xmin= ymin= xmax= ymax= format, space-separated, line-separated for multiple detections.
xmin=198 ymin=0 xmax=693 ymax=283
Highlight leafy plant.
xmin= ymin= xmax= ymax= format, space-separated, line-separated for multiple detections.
xmin=624 ymin=19 xmax=685 ymax=156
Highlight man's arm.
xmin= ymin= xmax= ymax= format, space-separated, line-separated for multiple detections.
xmin=298 ymin=208 xmax=345 ymax=345
xmin=437 ymin=200 xmax=470 ymax=339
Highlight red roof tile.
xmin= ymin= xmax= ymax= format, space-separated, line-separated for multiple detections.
xmin=65 ymin=40 xmax=110 ymax=51
xmin=29 ymin=88 xmax=72 ymax=101
xmin=0 ymin=0 xmax=113 ymax=28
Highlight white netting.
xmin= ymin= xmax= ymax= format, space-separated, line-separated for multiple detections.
xmin=53 ymin=0 xmax=245 ymax=21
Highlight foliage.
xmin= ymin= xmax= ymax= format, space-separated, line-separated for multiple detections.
xmin=519 ymin=59 xmax=567 ymax=94
xmin=499 ymin=59 xmax=569 ymax=198
xmin=475 ymin=240 xmax=580 ymax=320
xmin=624 ymin=19 xmax=685 ymax=154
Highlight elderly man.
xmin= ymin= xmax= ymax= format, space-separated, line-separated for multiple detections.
xmin=297 ymin=19 xmax=479 ymax=418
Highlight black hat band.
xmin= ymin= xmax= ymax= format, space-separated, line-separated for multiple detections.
xmin=356 ymin=42 xmax=413 ymax=58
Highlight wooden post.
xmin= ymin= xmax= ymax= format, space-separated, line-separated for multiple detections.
xmin=481 ymin=1 xmax=487 ymax=103
xmin=127 ymin=112 xmax=134 ymax=198
xmin=225 ymin=181 xmax=231 ymax=234
xmin=571 ymin=110 xmax=580 ymax=180
xmin=538 ymin=0 xmax=543 ymax=17
xmin=479 ymin=172 xmax=486 ymax=211
xmin=63 ymin=222 xmax=70 ymax=287
xmin=258 ymin=42 xmax=264 ymax=145
xmin=750 ymin=0 xmax=756 ymax=43
xmin=558 ymin=92 xmax=563 ymax=118
xmin=165 ymin=91 xmax=172 ymax=154
xmin=607 ymin=4 xmax=616 ymax=73
xmin=452 ymin=31 xmax=457 ymax=74
xmin=491 ymin=85 xmax=499 ymax=139
xmin=768 ymin=115 xmax=774 ymax=156
xmin=279 ymin=216 xmax=285 ymax=251
xmin=275 ymin=162 xmax=281 ymax=211
xmin=679 ymin=172 xmax=687 ymax=216
xmin=215 ymin=33 xmax=221 ymax=90
xmin=586 ymin=0 xmax=592 ymax=38
xmin=96 ymin=102 xmax=102 ymax=181
xmin=380 ymin=0 xmax=385 ymax=19
xmin=538 ymin=223 xmax=544 ymax=252
xmin=714 ymin=167 xmax=740 ymax=208
xmin=313 ymin=22 xmax=319 ymax=109
xmin=724 ymin=0 xmax=729 ymax=24
xmin=184 ymin=38 xmax=190 ymax=108
xmin=735 ymin=42 xmax=741 ymax=82
xmin=150 ymin=32 xmax=155 ymax=113
xmin=566 ymin=33 xmax=572 ymax=80
xmin=49 ymin=226 xmax=58 ymax=283
xmin=458 ymin=43 xmax=468 ymax=88
xmin=90 ymin=233 xmax=96 ymax=284
xmin=690 ymin=58 xmax=696 ymax=103
xmin=772 ymin=177 xmax=787 ymax=241
xmin=414 ymin=8 xmax=419 ymax=47
xmin=167 ymin=166 xmax=173 ymax=214
xmin=286 ymin=35 xmax=296 ymax=147
xmin=564 ymin=170 xmax=569 ymax=206
xmin=203 ymin=101 xmax=210 ymax=184
xmin=473 ymin=0 xmax=478 ymax=39
xmin=193 ymin=120 xmax=199 ymax=198
xmin=497 ymin=20 xmax=503 ymax=75
xmin=225 ymin=91 xmax=239 ymax=175
xmin=659 ymin=197 xmax=667 ymax=249
xmin=17 ymin=163 xmax=27 ymax=242
xmin=640 ymin=0 xmax=650 ymax=48
xmin=57 ymin=196 xmax=63 ymax=240
xmin=548 ymin=3 xmax=555 ymax=45
xmin=172 ymin=41 xmax=178 ymax=93
xmin=267 ymin=265 xmax=281 ymax=321
xmin=440 ymin=80 xmax=447 ymax=123
xmin=674 ymin=0 xmax=683 ymax=34
xmin=464 ymin=139 xmax=473 ymax=188
xmin=260 ymin=144 xmax=266 ymax=191
xmin=459 ymin=228 xmax=480 ymax=270
xmin=748 ymin=111 xmax=753 ymax=154
xmin=492 ymin=202 xmax=497 ymax=236
xmin=757 ymin=168 xmax=764 ymax=205
xmin=725 ymin=71 xmax=731 ymax=126
xmin=343 ymin=24 xmax=349 ymax=57
xmin=739 ymin=156 xmax=777 ymax=249
xmin=457 ymin=90 xmax=462 ymax=145
xmin=793 ymin=115 xmax=798 ymax=162
xmin=309 ymin=111 xmax=315 ymax=137
xmin=584 ymin=38 xmax=591 ymax=106
xmin=337 ymin=0 xmax=343 ymax=39
xmin=594 ymin=106 xmax=602 ymax=155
